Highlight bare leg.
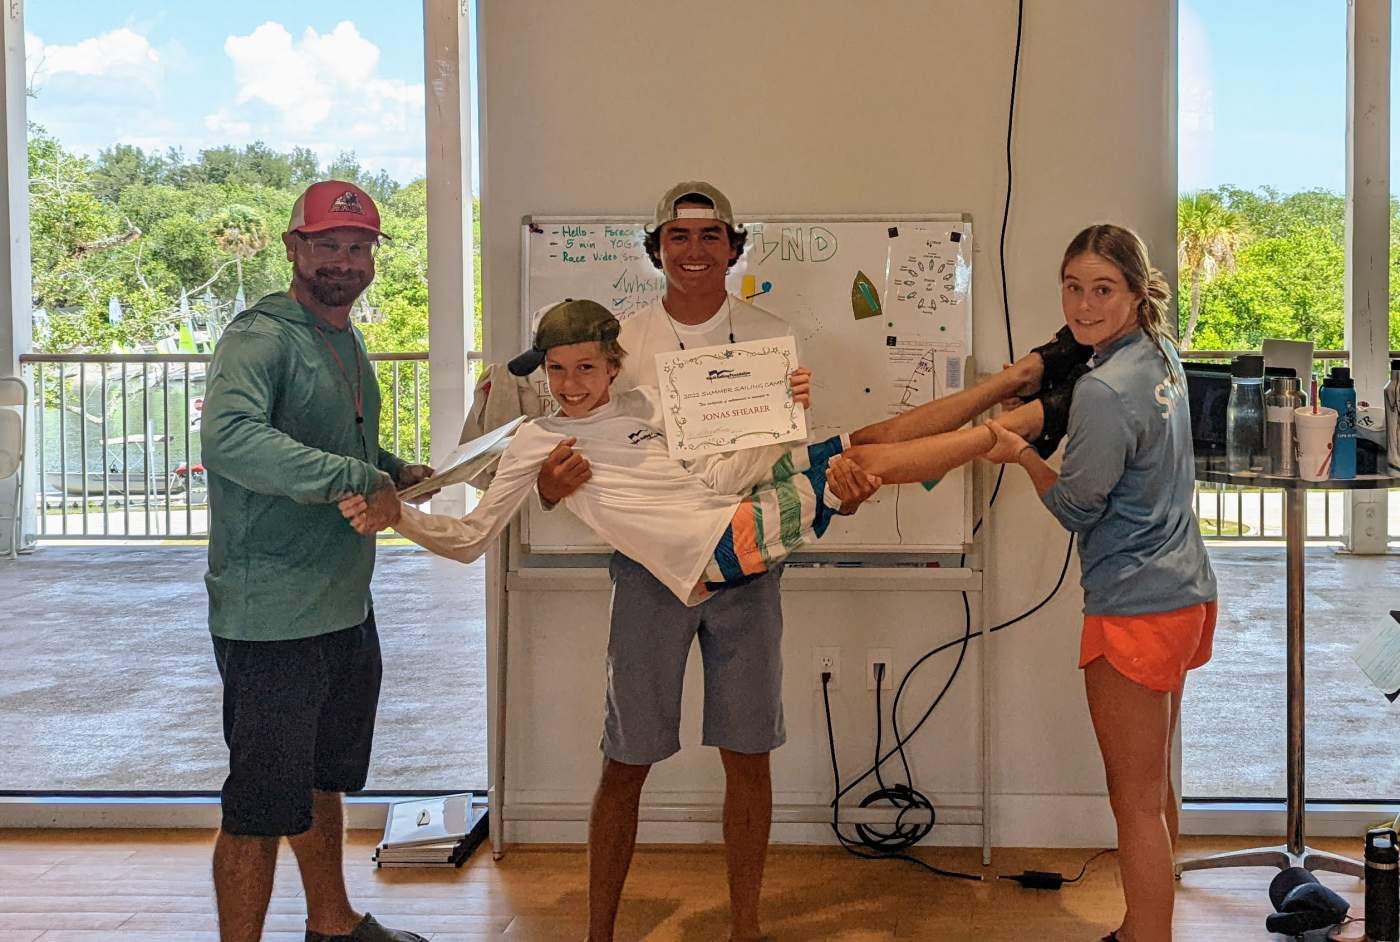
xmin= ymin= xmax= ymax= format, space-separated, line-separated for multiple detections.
xmin=850 ymin=355 xmax=1041 ymax=444
xmin=587 ymin=759 xmax=651 ymax=942
xmin=843 ymin=401 xmax=1043 ymax=486
xmin=1084 ymin=658 xmax=1176 ymax=942
xmin=719 ymin=749 xmax=772 ymax=942
xmin=212 ymin=831 xmax=278 ymax=942
xmin=1165 ymin=676 xmax=1186 ymax=853
xmin=287 ymin=790 xmax=361 ymax=936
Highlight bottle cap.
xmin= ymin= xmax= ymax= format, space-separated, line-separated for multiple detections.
xmin=1267 ymin=375 xmax=1301 ymax=393
xmin=1324 ymin=366 xmax=1354 ymax=388
xmin=1231 ymin=354 xmax=1264 ymax=379
xmin=1390 ymin=358 xmax=1400 ymax=371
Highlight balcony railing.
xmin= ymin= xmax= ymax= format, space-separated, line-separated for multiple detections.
xmin=16 ymin=351 xmax=471 ymax=541
xmin=14 ymin=349 xmax=1397 ymax=544
xmin=1182 ymin=349 xmax=1399 ymax=542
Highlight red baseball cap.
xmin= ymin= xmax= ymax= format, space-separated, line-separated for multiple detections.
xmin=288 ymin=181 xmax=384 ymax=236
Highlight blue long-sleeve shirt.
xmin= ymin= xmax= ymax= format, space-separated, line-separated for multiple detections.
xmin=1042 ymin=329 xmax=1217 ymax=616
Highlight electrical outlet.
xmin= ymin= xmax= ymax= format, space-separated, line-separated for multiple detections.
xmin=867 ymin=647 xmax=894 ymax=690
xmin=814 ymin=646 xmax=840 ymax=690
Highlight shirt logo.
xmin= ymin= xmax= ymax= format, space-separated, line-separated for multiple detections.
xmin=627 ymin=428 xmax=663 ymax=445
xmin=707 ymin=368 xmax=751 ymax=381
xmin=1154 ymin=378 xmax=1181 ymax=419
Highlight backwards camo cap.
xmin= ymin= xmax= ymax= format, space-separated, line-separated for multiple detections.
xmin=647 ymin=180 xmax=740 ymax=232
xmin=507 ymin=299 xmax=620 ymax=377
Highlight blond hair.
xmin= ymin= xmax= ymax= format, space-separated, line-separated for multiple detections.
xmin=1061 ymin=224 xmax=1178 ymax=383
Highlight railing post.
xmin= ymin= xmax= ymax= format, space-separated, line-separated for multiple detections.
xmin=423 ymin=0 xmax=475 ymax=518
xmin=0 ymin=0 xmax=35 ymax=553
xmin=1344 ymin=0 xmax=1391 ymax=553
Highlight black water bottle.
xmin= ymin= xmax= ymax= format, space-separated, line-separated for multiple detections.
xmin=1368 ymin=827 xmax=1400 ymax=941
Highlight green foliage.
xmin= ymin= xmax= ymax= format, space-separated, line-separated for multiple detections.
xmin=26 ymin=127 xmax=449 ymax=357
xmin=1177 ymin=191 xmax=1243 ymax=350
xmin=1178 ymin=186 xmax=1400 ymax=352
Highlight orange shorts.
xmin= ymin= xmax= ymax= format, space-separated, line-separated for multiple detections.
xmin=1080 ymin=600 xmax=1218 ymax=693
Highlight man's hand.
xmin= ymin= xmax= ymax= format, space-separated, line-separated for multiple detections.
xmin=826 ymin=454 xmax=881 ymax=515
xmin=340 ymin=478 xmax=403 ymax=534
xmin=537 ymin=437 xmax=590 ymax=505
xmin=789 ymin=367 xmax=812 ymax=409
xmin=396 ymin=463 xmax=437 ymax=503
xmin=982 ymin=420 xmax=1033 ymax=465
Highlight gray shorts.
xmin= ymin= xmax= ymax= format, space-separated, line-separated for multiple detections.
xmin=601 ymin=552 xmax=786 ymax=765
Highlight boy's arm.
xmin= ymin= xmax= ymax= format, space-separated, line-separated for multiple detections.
xmin=392 ymin=430 xmax=554 ymax=563
xmin=202 ymin=329 xmax=387 ymax=502
xmin=690 ymin=444 xmax=790 ymax=495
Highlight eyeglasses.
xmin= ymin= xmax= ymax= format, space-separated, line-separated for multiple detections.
xmin=295 ymin=232 xmax=381 ymax=260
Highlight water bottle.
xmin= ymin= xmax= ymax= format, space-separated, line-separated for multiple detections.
xmin=1264 ymin=376 xmax=1304 ymax=476
xmin=1225 ymin=355 xmax=1265 ymax=473
xmin=1385 ymin=358 xmax=1400 ymax=472
xmin=1319 ymin=366 xmax=1357 ymax=480
xmin=1367 ymin=827 xmax=1399 ymax=942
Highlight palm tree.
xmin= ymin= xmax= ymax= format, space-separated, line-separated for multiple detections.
xmin=1177 ymin=191 xmax=1244 ymax=351
xmin=207 ymin=205 xmax=269 ymax=300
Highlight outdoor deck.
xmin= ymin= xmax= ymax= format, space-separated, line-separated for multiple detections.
xmin=1 ymin=543 xmax=1396 ymax=799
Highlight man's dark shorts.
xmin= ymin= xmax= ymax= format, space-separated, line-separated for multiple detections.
xmin=212 ymin=613 xmax=382 ymax=837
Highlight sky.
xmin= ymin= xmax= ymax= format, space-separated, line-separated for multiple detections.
xmin=18 ymin=1 xmax=1398 ymax=197
xmin=1180 ymin=0 xmax=1398 ymax=194
xmin=24 ymin=1 xmax=434 ymax=184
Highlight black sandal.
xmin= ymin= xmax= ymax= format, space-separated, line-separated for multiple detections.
xmin=1031 ymin=325 xmax=1094 ymax=389
xmin=1027 ymin=363 xmax=1089 ymax=458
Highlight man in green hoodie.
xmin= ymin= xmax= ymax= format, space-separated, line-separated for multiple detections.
xmin=201 ymin=181 xmax=432 ymax=942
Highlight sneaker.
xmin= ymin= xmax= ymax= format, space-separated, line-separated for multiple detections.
xmin=1030 ymin=325 xmax=1094 ymax=389
xmin=306 ymin=914 xmax=428 ymax=942
xmin=1027 ymin=363 xmax=1089 ymax=458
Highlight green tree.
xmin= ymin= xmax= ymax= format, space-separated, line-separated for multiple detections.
xmin=207 ymin=204 xmax=270 ymax=299
xmin=1177 ymin=191 xmax=1243 ymax=351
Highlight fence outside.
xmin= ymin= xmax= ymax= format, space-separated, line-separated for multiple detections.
xmin=18 ymin=352 xmax=438 ymax=540
xmin=14 ymin=349 xmax=1398 ymax=543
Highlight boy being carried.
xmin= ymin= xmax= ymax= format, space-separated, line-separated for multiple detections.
xmin=341 ymin=300 xmax=1084 ymax=603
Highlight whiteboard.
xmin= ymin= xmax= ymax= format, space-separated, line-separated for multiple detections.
xmin=518 ymin=214 xmax=974 ymax=553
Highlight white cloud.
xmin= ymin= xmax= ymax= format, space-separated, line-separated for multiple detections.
xmin=206 ymin=20 xmax=426 ymax=180
xmin=26 ymin=28 xmax=162 ymax=89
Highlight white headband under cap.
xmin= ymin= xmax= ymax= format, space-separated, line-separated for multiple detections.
xmin=674 ymin=207 xmax=719 ymax=219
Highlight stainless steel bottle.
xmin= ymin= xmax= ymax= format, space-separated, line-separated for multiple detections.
xmin=1265 ymin=375 xmax=1305 ymax=476
xmin=1385 ymin=358 xmax=1400 ymax=472
xmin=1367 ymin=827 xmax=1399 ymax=942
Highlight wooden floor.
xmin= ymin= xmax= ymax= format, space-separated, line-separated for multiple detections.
xmin=0 ymin=830 xmax=1367 ymax=940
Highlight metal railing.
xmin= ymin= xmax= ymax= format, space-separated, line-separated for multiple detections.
xmin=1183 ymin=349 xmax=1400 ymax=542
xmin=16 ymin=351 xmax=456 ymax=541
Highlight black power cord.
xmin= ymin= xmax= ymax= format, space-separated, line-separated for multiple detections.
xmin=821 ymin=670 xmax=982 ymax=882
xmin=824 ymin=0 xmax=1099 ymax=890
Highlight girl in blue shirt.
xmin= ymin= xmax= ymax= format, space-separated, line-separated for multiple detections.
xmin=986 ymin=224 xmax=1217 ymax=942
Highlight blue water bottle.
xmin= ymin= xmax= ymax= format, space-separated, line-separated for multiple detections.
xmin=1319 ymin=367 xmax=1357 ymax=480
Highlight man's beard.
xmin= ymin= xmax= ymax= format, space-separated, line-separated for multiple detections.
xmin=301 ymin=266 xmax=370 ymax=307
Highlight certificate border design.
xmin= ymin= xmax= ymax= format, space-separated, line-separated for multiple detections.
xmin=660 ymin=344 xmax=802 ymax=457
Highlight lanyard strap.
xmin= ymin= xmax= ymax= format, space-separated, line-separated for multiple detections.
xmin=313 ymin=324 xmax=364 ymax=424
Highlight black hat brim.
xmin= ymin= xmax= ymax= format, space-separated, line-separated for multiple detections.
xmin=507 ymin=349 xmax=546 ymax=377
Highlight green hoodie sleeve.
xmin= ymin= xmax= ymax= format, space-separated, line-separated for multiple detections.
xmin=377 ymin=446 xmax=408 ymax=482
xmin=202 ymin=328 xmax=387 ymax=504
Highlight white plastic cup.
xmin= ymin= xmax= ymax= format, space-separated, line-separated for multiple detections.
xmin=1294 ymin=406 xmax=1338 ymax=482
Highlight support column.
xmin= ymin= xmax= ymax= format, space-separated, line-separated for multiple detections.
xmin=423 ymin=0 xmax=475 ymax=518
xmin=0 ymin=0 xmax=35 ymax=553
xmin=1344 ymin=0 xmax=1391 ymax=553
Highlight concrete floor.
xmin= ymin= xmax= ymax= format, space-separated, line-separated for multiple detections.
xmin=1180 ymin=544 xmax=1400 ymax=799
xmin=0 ymin=543 xmax=1395 ymax=799
xmin=0 ymin=544 xmax=485 ymax=791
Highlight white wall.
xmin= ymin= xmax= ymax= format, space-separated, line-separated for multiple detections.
xmin=479 ymin=0 xmax=1176 ymax=847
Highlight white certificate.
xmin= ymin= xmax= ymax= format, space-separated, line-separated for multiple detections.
xmin=656 ymin=337 xmax=807 ymax=459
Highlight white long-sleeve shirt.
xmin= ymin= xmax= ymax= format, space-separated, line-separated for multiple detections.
xmin=394 ymin=387 xmax=786 ymax=603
